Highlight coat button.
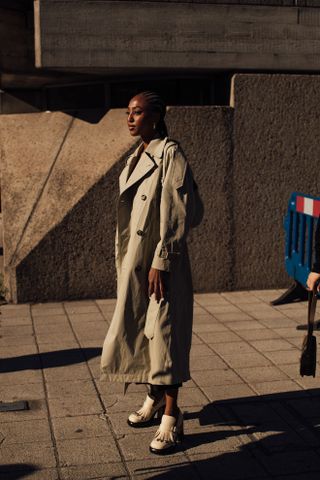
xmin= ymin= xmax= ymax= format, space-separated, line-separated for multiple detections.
xmin=137 ymin=230 xmax=144 ymax=236
xmin=141 ymin=194 xmax=147 ymax=201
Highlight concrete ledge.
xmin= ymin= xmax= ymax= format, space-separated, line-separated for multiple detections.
xmin=0 ymin=106 xmax=233 ymax=302
xmin=3 ymin=74 xmax=320 ymax=303
xmin=34 ymin=1 xmax=320 ymax=71
xmin=0 ymin=109 xmax=137 ymax=302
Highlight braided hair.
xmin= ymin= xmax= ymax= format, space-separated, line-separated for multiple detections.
xmin=138 ymin=91 xmax=168 ymax=138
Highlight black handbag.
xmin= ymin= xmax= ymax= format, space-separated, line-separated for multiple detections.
xmin=300 ymin=286 xmax=318 ymax=377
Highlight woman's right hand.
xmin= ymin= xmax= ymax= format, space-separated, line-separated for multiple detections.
xmin=148 ymin=268 xmax=165 ymax=303
xmin=306 ymin=272 xmax=320 ymax=292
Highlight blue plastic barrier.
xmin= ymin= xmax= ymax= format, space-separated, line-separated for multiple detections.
xmin=285 ymin=192 xmax=320 ymax=288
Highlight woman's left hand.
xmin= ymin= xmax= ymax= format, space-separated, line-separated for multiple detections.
xmin=306 ymin=272 xmax=320 ymax=291
xmin=148 ymin=268 xmax=165 ymax=303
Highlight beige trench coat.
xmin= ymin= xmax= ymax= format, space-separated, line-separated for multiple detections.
xmin=100 ymin=136 xmax=203 ymax=385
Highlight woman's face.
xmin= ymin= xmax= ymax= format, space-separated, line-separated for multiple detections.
xmin=126 ymin=95 xmax=159 ymax=138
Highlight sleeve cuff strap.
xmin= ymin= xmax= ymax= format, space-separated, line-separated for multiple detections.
xmin=151 ymin=257 xmax=170 ymax=272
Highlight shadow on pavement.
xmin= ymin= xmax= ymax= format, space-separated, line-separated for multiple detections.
xmin=1 ymin=347 xmax=101 ymax=373
xmin=0 ymin=464 xmax=38 ymax=479
xmin=133 ymin=389 xmax=320 ymax=479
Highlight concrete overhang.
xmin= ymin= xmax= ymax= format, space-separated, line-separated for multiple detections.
xmin=34 ymin=0 xmax=320 ymax=73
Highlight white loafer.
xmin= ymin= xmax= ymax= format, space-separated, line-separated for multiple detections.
xmin=149 ymin=410 xmax=184 ymax=454
xmin=127 ymin=394 xmax=165 ymax=428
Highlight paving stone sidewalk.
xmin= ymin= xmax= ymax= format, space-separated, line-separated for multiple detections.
xmin=1 ymin=289 xmax=320 ymax=480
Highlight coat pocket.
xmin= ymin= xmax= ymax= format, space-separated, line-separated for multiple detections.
xmin=144 ymin=295 xmax=162 ymax=340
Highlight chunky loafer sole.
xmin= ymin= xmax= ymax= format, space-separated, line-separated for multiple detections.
xmin=149 ymin=436 xmax=183 ymax=455
xmin=149 ymin=411 xmax=184 ymax=455
xmin=127 ymin=403 xmax=165 ymax=428
xmin=127 ymin=416 xmax=159 ymax=428
xmin=149 ymin=444 xmax=177 ymax=455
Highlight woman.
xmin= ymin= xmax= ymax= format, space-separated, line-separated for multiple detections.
xmin=100 ymin=91 xmax=203 ymax=454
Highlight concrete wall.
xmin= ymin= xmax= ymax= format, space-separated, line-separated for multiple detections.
xmin=0 ymin=3 xmax=34 ymax=73
xmin=167 ymin=108 xmax=234 ymax=292
xmin=113 ymin=1 xmax=320 ymax=4
xmin=3 ymin=74 xmax=320 ymax=302
xmin=0 ymin=109 xmax=137 ymax=302
xmin=0 ymin=106 xmax=233 ymax=302
xmin=231 ymin=73 xmax=320 ymax=290
xmin=31 ymin=1 xmax=316 ymax=4
xmin=34 ymin=1 xmax=320 ymax=72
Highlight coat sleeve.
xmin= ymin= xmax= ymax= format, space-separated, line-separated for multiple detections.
xmin=151 ymin=145 xmax=202 ymax=272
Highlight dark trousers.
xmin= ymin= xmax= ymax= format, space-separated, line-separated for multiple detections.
xmin=148 ymin=383 xmax=182 ymax=399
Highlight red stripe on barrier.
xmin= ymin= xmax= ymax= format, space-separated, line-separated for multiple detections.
xmin=313 ymin=199 xmax=320 ymax=217
xmin=296 ymin=196 xmax=305 ymax=213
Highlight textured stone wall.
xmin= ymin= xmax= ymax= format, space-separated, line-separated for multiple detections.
xmin=0 ymin=109 xmax=137 ymax=302
xmin=34 ymin=1 xmax=320 ymax=6
xmin=35 ymin=1 xmax=320 ymax=71
xmin=167 ymin=107 xmax=234 ymax=292
xmin=0 ymin=4 xmax=33 ymax=73
xmin=3 ymin=73 xmax=320 ymax=302
xmin=0 ymin=106 xmax=233 ymax=302
xmin=232 ymin=73 xmax=320 ymax=290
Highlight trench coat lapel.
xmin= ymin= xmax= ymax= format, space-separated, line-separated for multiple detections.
xmin=119 ymin=147 xmax=139 ymax=195
xmin=119 ymin=137 xmax=168 ymax=195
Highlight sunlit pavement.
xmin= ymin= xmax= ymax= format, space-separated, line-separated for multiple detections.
xmin=1 ymin=289 xmax=320 ymax=480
